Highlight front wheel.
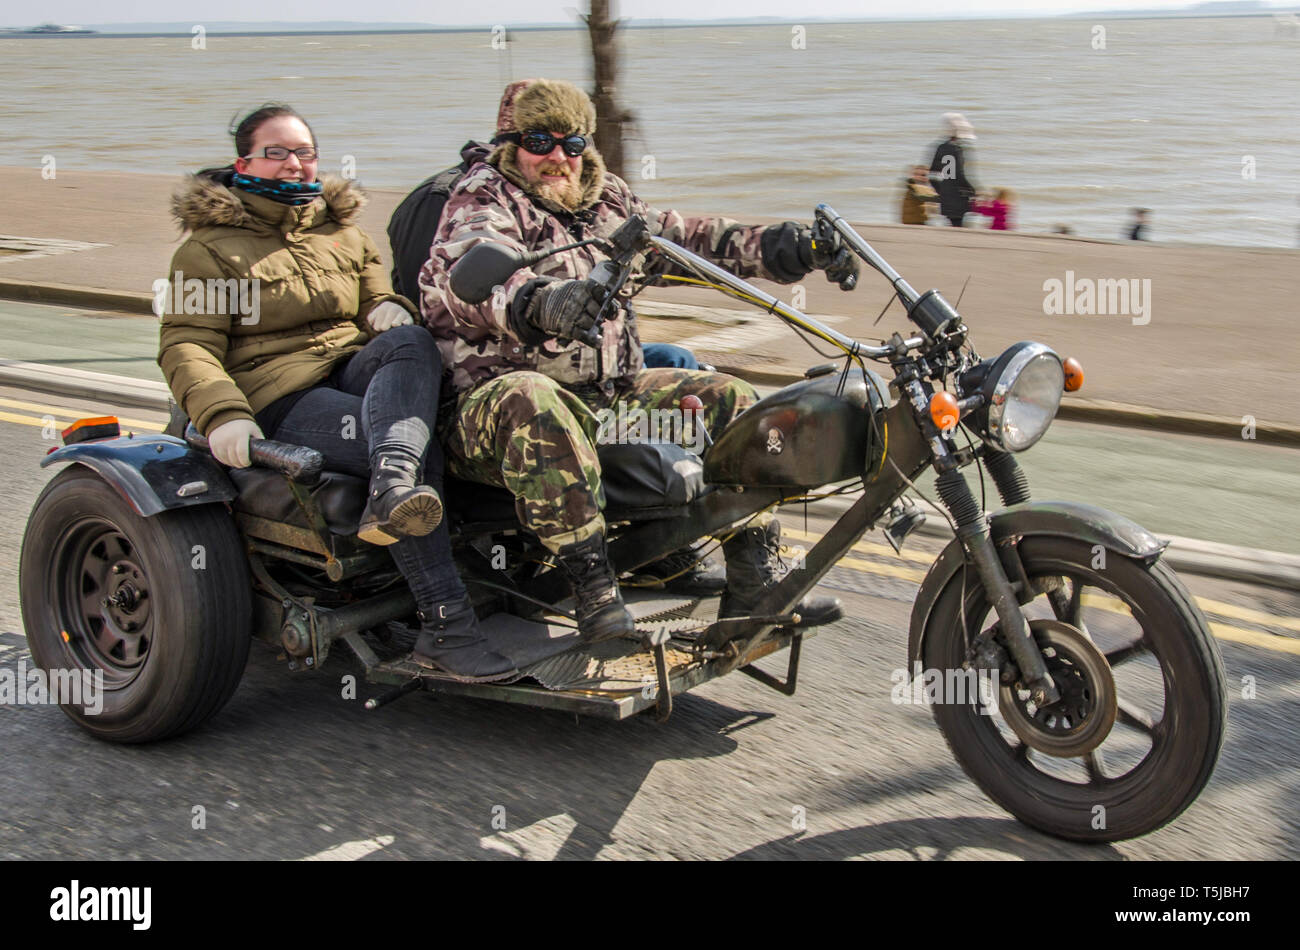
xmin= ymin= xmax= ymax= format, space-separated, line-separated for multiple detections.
xmin=921 ymin=536 xmax=1227 ymax=842
xmin=19 ymin=465 xmax=252 ymax=743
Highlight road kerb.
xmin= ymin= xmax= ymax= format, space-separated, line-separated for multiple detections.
xmin=0 ymin=359 xmax=169 ymax=411
xmin=785 ymin=493 xmax=1300 ymax=594
xmin=5 ymin=279 xmax=1299 ymax=445
xmin=0 ymin=278 xmax=155 ymax=315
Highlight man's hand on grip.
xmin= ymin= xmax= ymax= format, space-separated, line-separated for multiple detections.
xmin=524 ymin=278 xmax=607 ymax=345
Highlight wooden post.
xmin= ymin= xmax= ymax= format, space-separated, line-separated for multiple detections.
xmin=585 ymin=0 xmax=632 ymax=179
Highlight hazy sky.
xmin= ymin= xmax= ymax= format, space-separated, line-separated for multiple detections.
xmin=12 ymin=0 xmax=1248 ymax=27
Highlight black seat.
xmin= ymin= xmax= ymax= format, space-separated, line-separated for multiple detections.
xmin=229 ymin=468 xmax=368 ymax=535
xmin=229 ymin=441 xmax=708 ymax=536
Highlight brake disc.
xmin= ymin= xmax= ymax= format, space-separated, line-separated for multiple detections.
xmin=999 ymin=619 xmax=1118 ymax=758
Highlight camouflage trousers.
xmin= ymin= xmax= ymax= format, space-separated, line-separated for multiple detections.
xmin=444 ymin=369 xmax=758 ymax=552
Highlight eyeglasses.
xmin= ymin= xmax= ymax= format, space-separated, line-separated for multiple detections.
xmin=247 ymin=146 xmax=319 ymax=161
xmin=507 ymin=131 xmax=587 ymax=158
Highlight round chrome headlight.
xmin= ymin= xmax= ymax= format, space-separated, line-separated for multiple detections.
xmin=981 ymin=342 xmax=1064 ymax=452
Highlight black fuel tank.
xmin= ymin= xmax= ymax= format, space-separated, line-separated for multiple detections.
xmin=704 ymin=367 xmax=889 ymax=488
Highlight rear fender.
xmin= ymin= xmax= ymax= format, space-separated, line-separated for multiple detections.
xmin=41 ymin=434 xmax=236 ymax=517
xmin=906 ymin=501 xmax=1168 ymax=670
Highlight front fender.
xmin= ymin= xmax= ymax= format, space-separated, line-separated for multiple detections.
xmin=42 ymin=434 xmax=237 ymax=517
xmin=906 ymin=501 xmax=1168 ymax=670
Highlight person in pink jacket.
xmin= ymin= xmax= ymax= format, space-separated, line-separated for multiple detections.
xmin=970 ymin=188 xmax=1017 ymax=231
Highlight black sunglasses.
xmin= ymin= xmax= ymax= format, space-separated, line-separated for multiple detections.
xmin=506 ymin=131 xmax=588 ymax=158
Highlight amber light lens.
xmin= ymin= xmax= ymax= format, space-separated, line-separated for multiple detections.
xmin=929 ymin=391 xmax=960 ymax=432
xmin=61 ymin=416 xmax=120 ymax=445
xmin=1063 ymin=357 xmax=1084 ymax=392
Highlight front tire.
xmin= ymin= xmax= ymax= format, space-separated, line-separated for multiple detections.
xmin=19 ymin=465 xmax=251 ymax=742
xmin=922 ymin=536 xmax=1227 ymax=842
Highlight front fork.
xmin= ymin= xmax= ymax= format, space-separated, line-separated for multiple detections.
xmin=901 ymin=378 xmax=1061 ymax=706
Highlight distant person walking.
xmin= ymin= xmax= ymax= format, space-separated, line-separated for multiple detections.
xmin=970 ymin=187 xmax=1016 ymax=230
xmin=1127 ymin=207 xmax=1150 ymax=240
xmin=929 ymin=112 xmax=979 ymax=228
xmin=900 ymin=164 xmax=939 ymax=224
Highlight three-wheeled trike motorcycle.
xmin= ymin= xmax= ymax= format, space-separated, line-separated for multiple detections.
xmin=19 ymin=205 xmax=1227 ymax=842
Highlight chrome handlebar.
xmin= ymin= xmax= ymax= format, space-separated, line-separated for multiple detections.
xmin=646 ymin=235 xmax=927 ymax=362
xmin=815 ymin=203 xmax=921 ymax=309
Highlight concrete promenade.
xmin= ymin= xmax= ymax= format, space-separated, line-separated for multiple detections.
xmin=1 ymin=165 xmax=1298 ymax=443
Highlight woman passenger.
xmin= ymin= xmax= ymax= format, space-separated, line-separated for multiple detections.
xmin=158 ymin=103 xmax=516 ymax=682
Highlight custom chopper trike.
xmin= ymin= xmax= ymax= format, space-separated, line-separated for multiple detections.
xmin=19 ymin=205 xmax=1226 ymax=843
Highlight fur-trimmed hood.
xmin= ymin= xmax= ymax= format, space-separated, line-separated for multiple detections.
xmin=170 ymin=167 xmax=366 ymax=231
xmin=486 ymin=78 xmax=607 ymax=214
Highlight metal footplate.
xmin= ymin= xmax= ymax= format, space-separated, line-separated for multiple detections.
xmin=358 ymin=597 xmax=812 ymax=721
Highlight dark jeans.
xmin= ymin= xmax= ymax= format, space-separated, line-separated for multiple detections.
xmin=642 ymin=342 xmax=699 ymax=370
xmin=263 ymin=324 xmax=461 ymax=608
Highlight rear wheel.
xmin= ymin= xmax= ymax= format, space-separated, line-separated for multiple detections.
xmin=922 ymin=536 xmax=1227 ymax=842
xmin=19 ymin=465 xmax=251 ymax=742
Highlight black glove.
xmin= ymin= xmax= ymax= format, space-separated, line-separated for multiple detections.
xmin=799 ymin=226 xmax=859 ymax=291
xmin=510 ymin=277 xmax=606 ymax=346
xmin=760 ymin=221 xmax=813 ymax=283
xmin=760 ymin=221 xmax=859 ymax=291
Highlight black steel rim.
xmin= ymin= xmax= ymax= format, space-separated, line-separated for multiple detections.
xmin=54 ymin=517 xmax=153 ymax=686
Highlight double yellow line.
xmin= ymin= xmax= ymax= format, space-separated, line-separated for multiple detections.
xmin=782 ymin=527 xmax=1300 ymax=656
xmin=0 ymin=395 xmax=163 ymax=433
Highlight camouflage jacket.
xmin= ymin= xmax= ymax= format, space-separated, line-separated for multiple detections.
xmin=418 ymin=160 xmax=784 ymax=393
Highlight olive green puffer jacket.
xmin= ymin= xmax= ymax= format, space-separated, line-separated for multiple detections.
xmin=158 ymin=170 xmax=416 ymax=436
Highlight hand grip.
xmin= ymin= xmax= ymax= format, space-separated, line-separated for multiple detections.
xmin=249 ymin=438 xmax=325 ymax=483
xmin=185 ymin=424 xmax=325 ymax=483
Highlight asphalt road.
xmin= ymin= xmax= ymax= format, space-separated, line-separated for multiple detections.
xmin=0 ymin=387 xmax=1297 ymax=860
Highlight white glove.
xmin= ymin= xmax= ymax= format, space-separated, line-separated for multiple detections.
xmin=366 ymin=301 xmax=414 ymax=333
xmin=208 ymin=418 xmax=264 ymax=468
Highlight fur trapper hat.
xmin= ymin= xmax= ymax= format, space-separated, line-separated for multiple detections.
xmin=494 ymin=78 xmax=597 ymax=138
xmin=489 ymin=78 xmax=606 ymax=213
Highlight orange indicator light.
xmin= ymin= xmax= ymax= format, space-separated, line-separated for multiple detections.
xmin=929 ymin=391 xmax=960 ymax=432
xmin=1063 ymin=357 xmax=1084 ymax=392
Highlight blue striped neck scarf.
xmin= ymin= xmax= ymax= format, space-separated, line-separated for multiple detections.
xmin=231 ymin=172 xmax=323 ymax=206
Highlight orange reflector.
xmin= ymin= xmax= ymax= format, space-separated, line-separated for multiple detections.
xmin=61 ymin=416 xmax=121 ymax=445
xmin=61 ymin=630 xmax=70 ymax=643
xmin=1063 ymin=357 xmax=1084 ymax=392
xmin=929 ymin=391 xmax=960 ymax=432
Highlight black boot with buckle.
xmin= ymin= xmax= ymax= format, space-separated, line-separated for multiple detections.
xmin=718 ymin=520 xmax=843 ymax=627
xmin=357 ymin=453 xmax=444 ymax=546
xmin=556 ymin=534 xmax=637 ymax=644
xmin=409 ymin=594 xmax=519 ymax=683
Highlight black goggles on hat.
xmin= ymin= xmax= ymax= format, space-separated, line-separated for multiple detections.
xmin=501 ymin=130 xmax=588 ymax=157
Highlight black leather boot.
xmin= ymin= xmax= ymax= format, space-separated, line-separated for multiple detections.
xmin=631 ymin=544 xmax=727 ymax=595
xmin=410 ymin=595 xmax=519 ymax=683
xmin=719 ymin=520 xmax=843 ymax=626
xmin=556 ymin=534 xmax=637 ymax=644
xmin=357 ymin=454 xmax=443 ymax=546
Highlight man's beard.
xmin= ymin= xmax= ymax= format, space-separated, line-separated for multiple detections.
xmin=533 ymin=163 xmax=584 ymax=211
